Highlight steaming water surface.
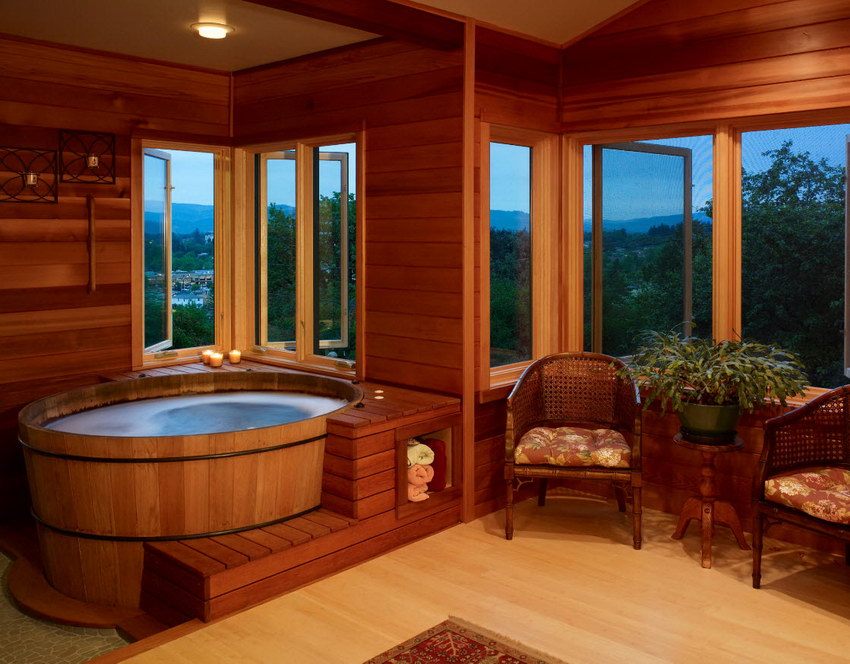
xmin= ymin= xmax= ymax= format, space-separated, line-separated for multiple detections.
xmin=43 ymin=391 xmax=347 ymax=437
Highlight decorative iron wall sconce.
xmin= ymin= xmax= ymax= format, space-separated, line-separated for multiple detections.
xmin=60 ymin=130 xmax=115 ymax=184
xmin=0 ymin=147 xmax=58 ymax=203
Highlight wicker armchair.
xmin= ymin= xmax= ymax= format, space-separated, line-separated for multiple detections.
xmin=504 ymin=352 xmax=642 ymax=549
xmin=752 ymin=385 xmax=850 ymax=588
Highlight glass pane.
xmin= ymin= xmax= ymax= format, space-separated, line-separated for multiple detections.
xmin=584 ymin=137 xmax=712 ymax=356
xmin=263 ymin=151 xmax=297 ymax=349
xmin=169 ymin=150 xmax=215 ymax=350
xmin=143 ymin=153 xmax=169 ymax=351
xmin=314 ymin=142 xmax=356 ymax=361
xmin=742 ymin=124 xmax=850 ymax=388
xmin=490 ymin=142 xmax=532 ymax=367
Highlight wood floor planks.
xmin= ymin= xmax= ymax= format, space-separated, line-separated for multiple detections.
xmin=105 ymin=498 xmax=850 ymax=664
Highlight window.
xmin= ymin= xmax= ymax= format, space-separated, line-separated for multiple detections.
xmin=741 ymin=123 xmax=850 ymax=388
xmin=583 ymin=136 xmax=713 ymax=356
xmin=139 ymin=143 xmax=225 ymax=362
xmin=489 ymin=142 xmax=532 ymax=367
xmin=482 ymin=125 xmax=557 ymax=385
xmin=254 ymin=138 xmax=357 ymax=369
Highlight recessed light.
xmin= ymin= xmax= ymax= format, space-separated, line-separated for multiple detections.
xmin=191 ymin=22 xmax=235 ymax=39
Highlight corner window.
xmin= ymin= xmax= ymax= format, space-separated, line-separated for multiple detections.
xmin=489 ymin=142 xmax=532 ymax=367
xmin=583 ymin=136 xmax=713 ymax=356
xmin=483 ymin=126 xmax=556 ymax=385
xmin=254 ymin=138 xmax=357 ymax=370
xmin=140 ymin=143 xmax=224 ymax=362
xmin=741 ymin=123 xmax=850 ymax=388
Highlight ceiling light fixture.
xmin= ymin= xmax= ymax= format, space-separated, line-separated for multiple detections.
xmin=191 ymin=22 xmax=234 ymax=39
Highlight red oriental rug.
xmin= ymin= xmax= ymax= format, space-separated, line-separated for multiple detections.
xmin=363 ymin=617 xmax=569 ymax=664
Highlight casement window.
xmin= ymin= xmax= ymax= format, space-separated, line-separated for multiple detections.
xmin=582 ymin=135 xmax=713 ymax=356
xmin=252 ymin=137 xmax=357 ymax=371
xmin=136 ymin=141 xmax=228 ymax=364
xmin=482 ymin=125 xmax=557 ymax=387
xmin=740 ymin=122 xmax=850 ymax=389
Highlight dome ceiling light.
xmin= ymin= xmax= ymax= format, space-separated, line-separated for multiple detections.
xmin=191 ymin=22 xmax=235 ymax=39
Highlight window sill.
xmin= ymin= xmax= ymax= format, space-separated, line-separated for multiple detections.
xmin=242 ymin=352 xmax=357 ymax=380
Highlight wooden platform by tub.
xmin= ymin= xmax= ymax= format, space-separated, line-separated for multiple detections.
xmin=112 ymin=361 xmax=463 ymax=624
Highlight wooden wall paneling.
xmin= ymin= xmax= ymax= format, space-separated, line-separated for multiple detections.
xmin=0 ymin=37 xmax=233 ymax=520
xmin=475 ymin=26 xmax=560 ymax=133
xmin=234 ymin=39 xmax=465 ymax=393
xmin=561 ymin=0 xmax=850 ymax=131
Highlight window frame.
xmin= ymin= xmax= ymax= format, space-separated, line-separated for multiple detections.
xmin=131 ymin=138 xmax=231 ymax=369
xmin=566 ymin=109 xmax=850 ymax=397
xmin=236 ymin=133 xmax=362 ymax=377
xmin=480 ymin=124 xmax=558 ymax=390
xmin=586 ymin=140 xmax=698 ymax=354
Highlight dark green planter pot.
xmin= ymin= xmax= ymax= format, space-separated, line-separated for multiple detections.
xmin=677 ymin=403 xmax=740 ymax=444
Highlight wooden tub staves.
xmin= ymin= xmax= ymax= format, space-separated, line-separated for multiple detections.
xmin=18 ymin=371 xmax=361 ymax=608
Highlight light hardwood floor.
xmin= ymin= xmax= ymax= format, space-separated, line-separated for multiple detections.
xmin=115 ymin=496 xmax=850 ymax=664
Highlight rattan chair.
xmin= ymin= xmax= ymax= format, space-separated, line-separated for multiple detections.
xmin=504 ymin=352 xmax=642 ymax=549
xmin=752 ymin=385 xmax=850 ymax=588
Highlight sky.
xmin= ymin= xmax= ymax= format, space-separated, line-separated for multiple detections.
xmin=159 ymin=142 xmax=357 ymax=206
xmin=157 ymin=127 xmax=848 ymax=218
xmin=579 ymin=124 xmax=849 ymax=222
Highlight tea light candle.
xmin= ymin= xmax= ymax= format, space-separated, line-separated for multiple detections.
xmin=228 ymin=349 xmax=241 ymax=364
xmin=209 ymin=352 xmax=224 ymax=367
xmin=201 ymin=349 xmax=213 ymax=365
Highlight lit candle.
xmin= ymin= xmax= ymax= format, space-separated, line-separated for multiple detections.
xmin=209 ymin=352 xmax=224 ymax=367
xmin=201 ymin=349 xmax=213 ymax=365
xmin=228 ymin=349 xmax=242 ymax=364
xmin=86 ymin=154 xmax=99 ymax=168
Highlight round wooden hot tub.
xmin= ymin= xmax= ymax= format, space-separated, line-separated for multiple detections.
xmin=18 ymin=371 xmax=362 ymax=608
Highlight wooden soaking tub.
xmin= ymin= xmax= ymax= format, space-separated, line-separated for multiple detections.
xmin=18 ymin=371 xmax=362 ymax=608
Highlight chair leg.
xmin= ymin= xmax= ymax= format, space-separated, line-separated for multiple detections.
xmin=845 ymin=542 xmax=849 ymax=566
xmin=505 ymin=478 xmax=514 ymax=540
xmin=752 ymin=511 xmax=764 ymax=589
xmin=614 ymin=483 xmax=627 ymax=513
xmin=631 ymin=484 xmax=642 ymax=550
xmin=538 ymin=478 xmax=548 ymax=506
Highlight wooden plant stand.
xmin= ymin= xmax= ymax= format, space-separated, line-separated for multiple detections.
xmin=671 ymin=433 xmax=750 ymax=568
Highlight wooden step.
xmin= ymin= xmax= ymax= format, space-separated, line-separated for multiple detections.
xmin=142 ymin=508 xmax=358 ymax=622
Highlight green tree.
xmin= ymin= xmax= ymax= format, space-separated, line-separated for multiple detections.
xmin=741 ymin=140 xmax=846 ymax=387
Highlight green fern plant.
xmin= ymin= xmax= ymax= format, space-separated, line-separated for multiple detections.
xmin=615 ymin=330 xmax=808 ymax=413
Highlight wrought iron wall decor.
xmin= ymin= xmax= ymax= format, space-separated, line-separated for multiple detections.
xmin=60 ymin=130 xmax=116 ymax=184
xmin=0 ymin=147 xmax=58 ymax=203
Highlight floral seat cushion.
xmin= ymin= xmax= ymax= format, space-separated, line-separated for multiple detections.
xmin=514 ymin=426 xmax=631 ymax=468
xmin=764 ymin=466 xmax=850 ymax=525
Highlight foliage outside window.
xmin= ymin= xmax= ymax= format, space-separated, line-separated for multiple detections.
xmin=483 ymin=126 xmax=556 ymax=386
xmin=741 ymin=124 xmax=849 ymax=389
xmin=142 ymin=146 xmax=220 ymax=359
xmin=583 ymin=136 xmax=713 ymax=357
xmin=255 ymin=139 xmax=357 ymax=369
xmin=489 ymin=142 xmax=532 ymax=367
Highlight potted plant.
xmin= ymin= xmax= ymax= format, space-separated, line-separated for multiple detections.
xmin=616 ymin=330 xmax=808 ymax=443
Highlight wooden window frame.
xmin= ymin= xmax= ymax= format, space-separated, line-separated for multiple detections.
xmin=131 ymin=139 xmax=231 ymax=369
xmin=566 ymin=108 xmax=850 ymax=398
xmin=480 ymin=124 xmax=559 ymax=390
xmin=236 ymin=133 xmax=363 ymax=378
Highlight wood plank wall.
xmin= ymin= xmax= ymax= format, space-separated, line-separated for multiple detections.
xmin=472 ymin=29 xmax=560 ymax=517
xmin=562 ymin=0 xmax=850 ymax=131
xmin=0 ymin=36 xmax=231 ymax=519
xmin=233 ymin=39 xmax=466 ymax=395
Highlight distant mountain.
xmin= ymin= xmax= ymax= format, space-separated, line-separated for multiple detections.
xmin=172 ymin=203 xmax=214 ymax=235
xmin=490 ymin=209 xmax=530 ymax=232
xmin=145 ymin=202 xmax=298 ymax=236
xmin=582 ymin=212 xmax=712 ymax=234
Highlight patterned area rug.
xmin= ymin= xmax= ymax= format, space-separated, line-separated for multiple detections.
xmin=363 ymin=617 xmax=568 ymax=664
